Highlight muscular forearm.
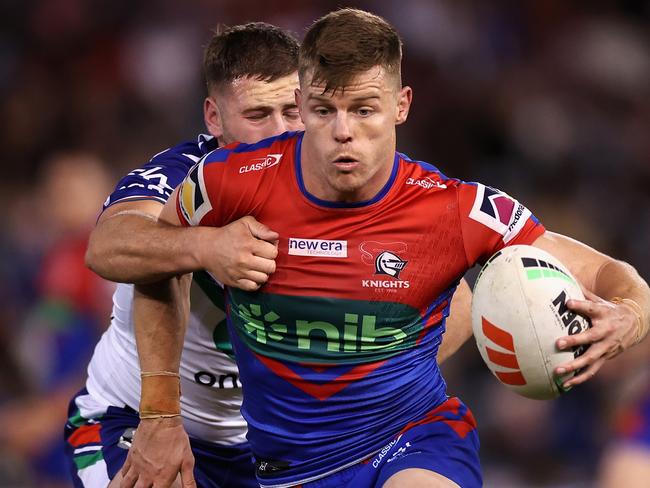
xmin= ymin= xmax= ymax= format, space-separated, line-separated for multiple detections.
xmin=123 ymin=275 xmax=195 ymax=487
xmin=134 ymin=275 xmax=191 ymax=414
xmin=86 ymin=209 xmax=213 ymax=284
xmin=437 ymin=279 xmax=473 ymax=364
xmin=534 ymin=231 xmax=650 ymax=346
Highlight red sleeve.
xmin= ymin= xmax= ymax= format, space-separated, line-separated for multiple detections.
xmin=458 ymin=182 xmax=545 ymax=266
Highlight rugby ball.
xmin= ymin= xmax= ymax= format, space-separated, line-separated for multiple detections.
xmin=471 ymin=245 xmax=591 ymax=400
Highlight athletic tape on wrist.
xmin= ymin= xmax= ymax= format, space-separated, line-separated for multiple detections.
xmin=140 ymin=370 xmax=181 ymax=378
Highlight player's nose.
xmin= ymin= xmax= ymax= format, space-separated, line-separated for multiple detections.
xmin=264 ymin=112 xmax=291 ymax=136
xmin=333 ymin=112 xmax=352 ymax=143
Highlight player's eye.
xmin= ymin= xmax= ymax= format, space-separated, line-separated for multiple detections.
xmin=284 ymin=110 xmax=300 ymax=120
xmin=314 ymin=107 xmax=331 ymax=116
xmin=357 ymin=107 xmax=374 ymax=117
xmin=245 ymin=112 xmax=268 ymax=120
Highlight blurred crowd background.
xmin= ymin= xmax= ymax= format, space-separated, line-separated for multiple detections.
xmin=0 ymin=0 xmax=648 ymax=486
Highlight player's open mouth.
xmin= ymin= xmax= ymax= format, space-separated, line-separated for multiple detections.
xmin=333 ymin=156 xmax=359 ymax=170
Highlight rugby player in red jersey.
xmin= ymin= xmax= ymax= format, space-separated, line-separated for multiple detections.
xmin=77 ymin=20 xmax=474 ymax=488
xmin=131 ymin=9 xmax=649 ymax=488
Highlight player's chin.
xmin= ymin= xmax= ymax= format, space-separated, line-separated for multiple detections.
xmin=330 ymin=177 xmax=365 ymax=196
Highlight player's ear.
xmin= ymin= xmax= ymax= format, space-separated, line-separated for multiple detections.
xmin=204 ymin=96 xmax=224 ymax=140
xmin=395 ymin=86 xmax=412 ymax=126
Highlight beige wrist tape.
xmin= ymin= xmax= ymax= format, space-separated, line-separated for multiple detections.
xmin=139 ymin=371 xmax=181 ymax=417
xmin=139 ymin=412 xmax=181 ymax=420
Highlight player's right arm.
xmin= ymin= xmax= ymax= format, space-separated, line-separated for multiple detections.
xmin=121 ymin=149 xmax=276 ymax=486
xmin=85 ymin=148 xmax=278 ymax=288
xmin=86 ymin=199 xmax=208 ymax=283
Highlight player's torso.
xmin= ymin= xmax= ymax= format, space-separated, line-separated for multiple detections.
xmin=192 ymin=133 xmax=470 ymax=481
xmin=215 ymin=134 xmax=469 ymax=366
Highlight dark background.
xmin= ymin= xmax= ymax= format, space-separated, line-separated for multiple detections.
xmin=0 ymin=1 xmax=648 ymax=486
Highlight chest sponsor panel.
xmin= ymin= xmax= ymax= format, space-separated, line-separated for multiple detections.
xmin=228 ymin=289 xmax=423 ymax=364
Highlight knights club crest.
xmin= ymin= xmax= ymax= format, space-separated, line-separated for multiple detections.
xmin=359 ymin=241 xmax=409 ymax=280
xmin=375 ymin=251 xmax=408 ymax=279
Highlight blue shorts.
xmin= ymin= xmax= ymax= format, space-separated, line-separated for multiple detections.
xmin=301 ymin=397 xmax=481 ymax=488
xmin=64 ymin=389 xmax=257 ymax=488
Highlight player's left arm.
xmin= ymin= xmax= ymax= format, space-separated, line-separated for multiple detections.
xmin=121 ymin=188 xmax=196 ymax=488
xmin=437 ymin=278 xmax=473 ymax=364
xmin=532 ymin=231 xmax=650 ymax=388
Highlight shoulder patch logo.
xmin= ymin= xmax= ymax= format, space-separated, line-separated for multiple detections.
xmin=469 ymin=184 xmax=531 ymax=243
xmin=179 ymin=162 xmax=212 ymax=225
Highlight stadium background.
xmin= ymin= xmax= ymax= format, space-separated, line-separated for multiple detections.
xmin=0 ymin=0 xmax=648 ymax=486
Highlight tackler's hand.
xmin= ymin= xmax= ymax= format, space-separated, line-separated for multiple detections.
xmin=195 ymin=216 xmax=279 ymax=292
xmin=119 ymin=416 xmax=196 ymax=488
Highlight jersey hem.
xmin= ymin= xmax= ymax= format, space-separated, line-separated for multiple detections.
xmin=102 ymin=195 xmax=167 ymax=213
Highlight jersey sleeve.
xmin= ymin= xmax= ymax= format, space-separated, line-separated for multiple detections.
xmin=175 ymin=147 xmax=231 ymax=228
xmin=102 ymin=137 xmax=217 ymax=211
xmin=458 ymin=182 xmax=545 ymax=266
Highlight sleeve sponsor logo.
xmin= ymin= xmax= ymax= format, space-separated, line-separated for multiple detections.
xmin=468 ymin=184 xmax=531 ymax=243
xmin=239 ymin=154 xmax=282 ymax=174
xmin=288 ymin=238 xmax=347 ymax=257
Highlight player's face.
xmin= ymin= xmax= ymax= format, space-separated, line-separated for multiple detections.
xmin=205 ymin=73 xmax=302 ymax=145
xmin=297 ymin=66 xmax=411 ymax=202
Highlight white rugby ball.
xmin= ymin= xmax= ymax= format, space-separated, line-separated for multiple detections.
xmin=471 ymin=245 xmax=591 ymax=400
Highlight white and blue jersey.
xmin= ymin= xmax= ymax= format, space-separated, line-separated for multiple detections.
xmin=67 ymin=135 xmax=253 ymax=487
xmin=104 ymin=134 xmax=218 ymax=209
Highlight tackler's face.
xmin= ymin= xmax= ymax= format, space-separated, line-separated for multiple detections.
xmin=297 ymin=65 xmax=412 ymax=203
xmin=205 ymin=73 xmax=303 ymax=145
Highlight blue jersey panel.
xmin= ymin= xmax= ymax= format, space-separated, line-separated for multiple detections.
xmin=104 ymin=134 xmax=218 ymax=210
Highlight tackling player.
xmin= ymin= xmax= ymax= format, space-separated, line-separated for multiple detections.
xmin=141 ymin=9 xmax=650 ymax=488
xmin=65 ymin=23 xmax=302 ymax=488
xmin=72 ymin=21 xmax=474 ymax=488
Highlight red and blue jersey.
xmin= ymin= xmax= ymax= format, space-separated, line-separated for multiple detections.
xmin=176 ymin=131 xmax=545 ymax=486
